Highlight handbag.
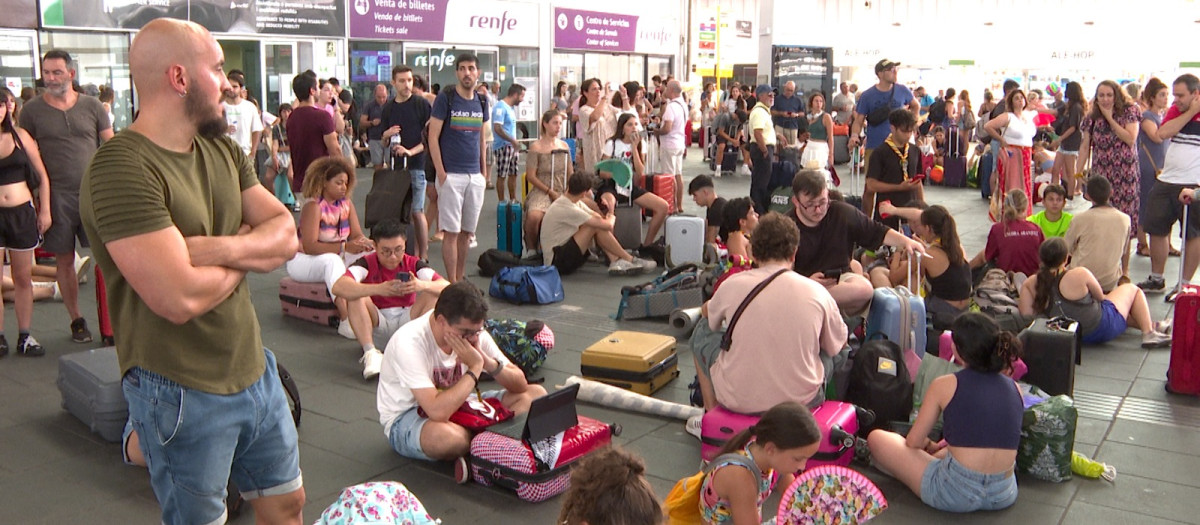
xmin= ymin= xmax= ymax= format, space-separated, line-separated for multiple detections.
xmin=419 ymin=392 xmax=514 ymax=432
xmin=363 ymin=155 xmax=414 ymax=229
xmin=8 ymin=128 xmax=39 ymax=191
xmin=720 ymin=268 xmax=789 ymax=351
xmin=865 ymin=88 xmax=896 ymax=127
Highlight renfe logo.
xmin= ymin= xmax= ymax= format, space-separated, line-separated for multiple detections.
xmin=469 ymin=11 xmax=519 ymax=37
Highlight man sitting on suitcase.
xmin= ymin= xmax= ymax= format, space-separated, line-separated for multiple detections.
xmin=790 ymin=169 xmax=927 ymax=316
xmin=377 ymin=281 xmax=547 ymax=464
xmin=331 ymin=218 xmax=450 ymax=379
xmin=541 ymin=171 xmax=656 ymax=276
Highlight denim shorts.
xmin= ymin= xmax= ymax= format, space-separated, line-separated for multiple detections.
xmin=410 ymin=169 xmax=427 ymax=212
xmin=921 ymin=452 xmax=1017 ymax=513
xmin=387 ymin=389 xmax=504 ymax=461
xmin=1082 ymin=299 xmax=1128 ymax=344
xmin=123 ymin=348 xmax=302 ymax=525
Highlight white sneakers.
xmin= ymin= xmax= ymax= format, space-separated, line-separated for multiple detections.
xmin=337 ymin=319 xmax=356 ymax=340
xmin=1142 ymin=330 xmax=1173 ymax=349
xmin=608 ymin=258 xmax=658 ymax=276
xmin=360 ymin=348 xmax=383 ymax=379
xmin=75 ymin=254 xmax=92 ymax=284
xmin=685 ymin=414 xmax=703 ymax=440
xmin=635 ymin=257 xmax=657 ymax=272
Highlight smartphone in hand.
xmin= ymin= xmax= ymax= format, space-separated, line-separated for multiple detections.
xmin=396 ymin=272 xmax=412 ymax=282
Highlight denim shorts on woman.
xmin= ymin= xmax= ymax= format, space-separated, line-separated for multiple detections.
xmin=921 ymin=452 xmax=1017 ymax=513
xmin=123 ymin=348 xmax=302 ymax=525
xmin=1082 ymin=299 xmax=1128 ymax=344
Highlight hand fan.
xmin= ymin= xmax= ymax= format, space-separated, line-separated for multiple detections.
xmin=776 ymin=465 xmax=887 ymax=525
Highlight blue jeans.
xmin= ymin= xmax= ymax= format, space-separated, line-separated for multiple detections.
xmin=921 ymin=452 xmax=1017 ymax=513
xmin=410 ymin=169 xmax=427 ymax=212
xmin=123 ymin=348 xmax=302 ymax=525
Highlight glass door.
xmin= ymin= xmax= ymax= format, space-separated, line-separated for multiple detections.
xmin=0 ymin=31 xmax=37 ymax=98
xmin=264 ymin=42 xmax=297 ymax=115
xmin=405 ymin=45 xmax=497 ymax=96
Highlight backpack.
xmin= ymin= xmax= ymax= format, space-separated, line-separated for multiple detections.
xmin=845 ymin=338 xmax=914 ymax=435
xmin=489 ymin=265 xmax=565 ymax=305
xmin=483 ymin=319 xmax=552 ymax=377
xmin=477 ymin=248 xmax=539 ymax=277
xmin=664 ymin=453 xmax=762 ymax=525
xmin=615 ymin=264 xmax=705 ymax=319
xmin=927 ymin=97 xmax=947 ymax=125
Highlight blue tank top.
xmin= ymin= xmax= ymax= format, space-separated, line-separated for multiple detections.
xmin=941 ymin=368 xmax=1023 ymax=450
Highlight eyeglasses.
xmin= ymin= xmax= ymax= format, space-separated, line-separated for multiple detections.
xmin=451 ymin=326 xmax=484 ymax=339
xmin=797 ymin=199 xmax=830 ymax=211
xmin=376 ymin=247 xmax=404 ymax=257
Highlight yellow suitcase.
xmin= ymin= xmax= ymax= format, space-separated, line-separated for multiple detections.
xmin=581 ymin=331 xmax=679 ymax=395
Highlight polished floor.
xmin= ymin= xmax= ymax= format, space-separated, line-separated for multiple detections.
xmin=1 ymin=150 xmax=1197 ymax=524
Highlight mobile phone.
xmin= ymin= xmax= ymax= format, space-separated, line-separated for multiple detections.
xmin=396 ymin=272 xmax=411 ymax=282
xmin=910 ymin=174 xmax=926 ymax=183
xmin=823 ymin=267 xmax=844 ymax=279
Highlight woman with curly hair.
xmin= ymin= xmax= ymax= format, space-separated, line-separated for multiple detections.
xmin=1079 ymin=80 xmax=1142 ymax=276
xmin=558 ymin=447 xmax=662 ymax=525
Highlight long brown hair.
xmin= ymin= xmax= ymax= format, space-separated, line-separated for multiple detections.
xmin=578 ymin=78 xmax=600 ymax=109
xmin=717 ymin=402 xmax=821 ymax=457
xmin=920 ymin=205 xmax=965 ymax=266
xmin=1032 ymin=237 xmax=1069 ymax=314
xmin=1089 ymin=80 xmax=1130 ymax=121
xmin=557 ymin=447 xmax=662 ymax=525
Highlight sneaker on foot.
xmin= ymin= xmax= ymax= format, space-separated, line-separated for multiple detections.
xmin=360 ymin=348 xmax=383 ymax=379
xmin=633 ymin=257 xmax=658 ymax=273
xmin=1137 ymin=276 xmax=1166 ymax=293
xmin=337 ymin=319 xmax=356 ymax=340
xmin=685 ymin=414 xmax=703 ymax=440
xmin=1142 ymin=330 xmax=1172 ymax=349
xmin=17 ymin=335 xmax=44 ymax=357
xmin=52 ymin=282 xmax=62 ymax=301
xmin=469 ymin=235 xmax=478 ymax=249
xmin=1165 ymin=284 xmax=1183 ymax=303
xmin=608 ymin=259 xmax=639 ymax=276
xmin=1156 ymin=319 xmax=1173 ymax=335
xmin=454 ymin=456 xmax=471 ymax=484
xmin=0 ymin=335 xmax=8 ymax=358
xmin=75 ymin=255 xmax=92 ymax=284
xmin=70 ymin=317 xmax=93 ymax=343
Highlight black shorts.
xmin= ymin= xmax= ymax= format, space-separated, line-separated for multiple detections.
xmin=0 ymin=201 xmax=41 ymax=251
xmin=596 ymin=178 xmax=649 ymax=207
xmin=551 ymin=237 xmax=588 ymax=275
xmin=1143 ymin=181 xmax=1200 ymax=238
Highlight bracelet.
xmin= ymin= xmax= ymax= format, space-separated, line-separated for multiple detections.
xmin=487 ymin=359 xmax=505 ymax=377
xmin=463 ymin=369 xmax=479 ymax=387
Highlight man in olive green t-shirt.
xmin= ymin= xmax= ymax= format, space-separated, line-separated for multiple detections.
xmin=80 ymin=19 xmax=303 ymax=525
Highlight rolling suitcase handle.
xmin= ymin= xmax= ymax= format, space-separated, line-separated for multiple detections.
xmin=1163 ymin=201 xmax=1192 ymax=329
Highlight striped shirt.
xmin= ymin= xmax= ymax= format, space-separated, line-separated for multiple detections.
xmin=1159 ymin=104 xmax=1200 ymax=185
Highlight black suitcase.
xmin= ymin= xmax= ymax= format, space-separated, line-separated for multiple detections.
xmin=58 ymin=347 xmax=127 ymax=442
xmin=834 ymin=134 xmax=850 ymax=165
xmin=1018 ymin=318 xmax=1080 ymax=397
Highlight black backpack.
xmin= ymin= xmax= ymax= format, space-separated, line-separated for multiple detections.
xmin=845 ymin=338 xmax=913 ymax=435
xmin=927 ymin=97 xmax=947 ymax=126
xmin=477 ymin=248 xmax=540 ymax=277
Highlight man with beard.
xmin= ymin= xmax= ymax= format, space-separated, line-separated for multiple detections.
xmin=81 ymin=19 xmax=303 ymax=524
xmin=19 ymin=49 xmax=114 ymax=344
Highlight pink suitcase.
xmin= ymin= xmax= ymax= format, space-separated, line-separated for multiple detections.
xmin=279 ymin=277 xmax=339 ymax=327
xmin=701 ymin=402 xmax=866 ymax=468
xmin=469 ymin=415 xmax=614 ymax=502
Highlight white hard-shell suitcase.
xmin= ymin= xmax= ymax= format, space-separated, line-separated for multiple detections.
xmin=665 ymin=215 xmax=705 ymax=268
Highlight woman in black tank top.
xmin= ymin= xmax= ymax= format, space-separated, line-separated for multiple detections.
xmin=0 ymin=88 xmax=53 ymax=356
xmin=868 ymin=203 xmax=972 ymax=316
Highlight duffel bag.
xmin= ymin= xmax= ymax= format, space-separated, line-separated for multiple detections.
xmin=489 ymin=266 xmax=565 ymax=305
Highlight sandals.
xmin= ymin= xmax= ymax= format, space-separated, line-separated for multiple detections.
xmin=1136 ymin=244 xmax=1183 ymax=257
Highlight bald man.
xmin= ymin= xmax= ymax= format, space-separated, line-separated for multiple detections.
xmin=81 ymin=19 xmax=304 ymax=525
xmin=654 ymin=79 xmax=688 ymax=211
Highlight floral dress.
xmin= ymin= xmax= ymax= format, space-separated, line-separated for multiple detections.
xmin=1081 ymin=105 xmax=1141 ymax=237
xmin=699 ymin=442 xmax=778 ymax=524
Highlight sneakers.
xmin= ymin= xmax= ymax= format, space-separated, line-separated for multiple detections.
xmin=0 ymin=335 xmax=7 ymax=358
xmin=17 ymin=334 xmax=44 ymax=357
xmin=75 ymin=255 xmax=92 ymax=284
xmin=360 ymin=348 xmax=383 ymax=379
xmin=633 ymin=257 xmax=658 ymax=272
xmin=738 ymin=164 xmax=751 ymax=177
xmin=1156 ymin=319 xmax=1173 ymax=335
xmin=468 ymin=235 xmax=478 ymax=249
xmin=608 ymin=259 xmax=640 ymax=276
xmin=1141 ymin=330 xmax=1172 ymax=349
xmin=454 ymin=456 xmax=471 ymax=484
xmin=70 ymin=317 xmax=93 ymax=343
xmin=337 ymin=319 xmax=356 ymax=340
xmin=685 ymin=414 xmax=703 ymax=441
xmin=1137 ymin=276 xmax=1166 ymax=293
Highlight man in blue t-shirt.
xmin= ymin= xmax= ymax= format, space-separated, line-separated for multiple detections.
xmin=771 ymin=81 xmax=805 ymax=148
xmin=850 ymin=59 xmax=919 ymax=172
xmin=429 ymin=53 xmax=489 ymax=283
xmin=492 ymin=83 xmax=525 ymax=203
xmin=915 ymin=86 xmax=934 ymax=117
xmin=381 ymin=65 xmax=433 ymax=260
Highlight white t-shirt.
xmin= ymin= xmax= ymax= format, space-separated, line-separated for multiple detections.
xmin=224 ymin=99 xmax=265 ymax=156
xmin=660 ymin=97 xmax=688 ymax=151
xmin=540 ymin=196 xmax=595 ymax=265
xmin=377 ymin=312 xmax=511 ymax=437
xmin=603 ymin=138 xmax=635 ymax=164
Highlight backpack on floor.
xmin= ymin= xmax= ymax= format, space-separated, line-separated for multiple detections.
xmin=845 ymin=338 xmax=913 ymax=435
xmin=484 ymin=319 xmax=553 ymax=377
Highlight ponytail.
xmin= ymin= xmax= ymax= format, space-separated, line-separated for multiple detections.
xmin=1033 ymin=238 xmax=1069 ymax=314
xmin=952 ymin=312 xmax=1021 ymax=374
xmin=715 ymin=402 xmax=820 ymax=457
xmin=991 ymin=332 xmax=1024 ymax=374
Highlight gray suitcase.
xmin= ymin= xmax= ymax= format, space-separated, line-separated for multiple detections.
xmin=614 ymin=204 xmax=643 ymax=249
xmin=58 ymin=347 xmax=127 ymax=442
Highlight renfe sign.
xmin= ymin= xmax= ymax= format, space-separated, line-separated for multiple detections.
xmin=350 ymin=0 xmax=538 ymax=47
xmin=553 ymin=7 xmax=677 ymax=55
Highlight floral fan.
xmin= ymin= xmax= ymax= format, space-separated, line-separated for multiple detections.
xmin=776 ymin=465 xmax=887 ymax=525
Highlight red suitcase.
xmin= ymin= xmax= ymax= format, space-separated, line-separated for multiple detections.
xmin=644 ymin=173 xmax=677 ymax=215
xmin=700 ymin=402 xmax=867 ymax=468
xmin=279 ymin=277 xmax=339 ymax=327
xmin=1166 ymin=285 xmax=1200 ymax=395
xmin=468 ymin=415 xmax=615 ymax=502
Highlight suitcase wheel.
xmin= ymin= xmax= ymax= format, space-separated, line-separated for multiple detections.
xmin=610 ymin=423 xmax=623 ymax=437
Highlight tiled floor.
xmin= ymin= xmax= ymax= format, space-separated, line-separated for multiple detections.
xmin=2 ymin=151 xmax=1197 ymax=524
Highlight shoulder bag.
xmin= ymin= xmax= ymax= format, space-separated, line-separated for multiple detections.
xmin=8 ymin=128 xmax=40 ymax=191
xmin=720 ymin=268 xmax=790 ymax=351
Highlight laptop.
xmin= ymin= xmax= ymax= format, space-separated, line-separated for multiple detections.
xmin=488 ymin=383 xmax=580 ymax=442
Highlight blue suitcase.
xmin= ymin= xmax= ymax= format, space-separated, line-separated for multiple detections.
xmin=497 ymin=201 xmax=523 ymax=256
xmin=865 ymin=285 xmax=927 ymax=357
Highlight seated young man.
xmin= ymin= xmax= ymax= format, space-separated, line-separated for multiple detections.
xmin=541 ymin=171 xmax=655 ymax=276
xmin=688 ymin=174 xmax=727 ymax=244
xmin=377 ymin=281 xmax=547 ymax=464
xmin=711 ymin=109 xmax=746 ymax=177
xmin=790 ymin=169 xmax=927 ymax=315
xmin=1064 ymin=176 xmax=1132 ymax=293
xmin=1028 ymin=183 xmax=1073 ymax=238
xmin=330 ymin=218 xmax=450 ymax=379
xmin=864 ymin=108 xmax=925 ymax=229
xmin=691 ymin=212 xmax=847 ymax=416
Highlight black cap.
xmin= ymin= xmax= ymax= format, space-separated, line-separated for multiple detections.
xmin=875 ymin=59 xmax=901 ymax=74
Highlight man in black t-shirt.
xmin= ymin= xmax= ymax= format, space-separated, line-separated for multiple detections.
xmin=380 ymin=65 xmax=433 ymax=260
xmin=789 ymin=170 xmax=926 ymax=315
xmin=688 ymin=174 xmax=726 ymax=244
xmin=865 ymin=109 xmax=924 ymax=230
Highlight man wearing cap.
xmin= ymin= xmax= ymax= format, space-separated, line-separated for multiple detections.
xmin=772 ymin=81 xmax=805 ymax=148
xmin=748 ymin=84 xmax=777 ymax=213
xmin=849 ymin=59 xmax=919 ymax=176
